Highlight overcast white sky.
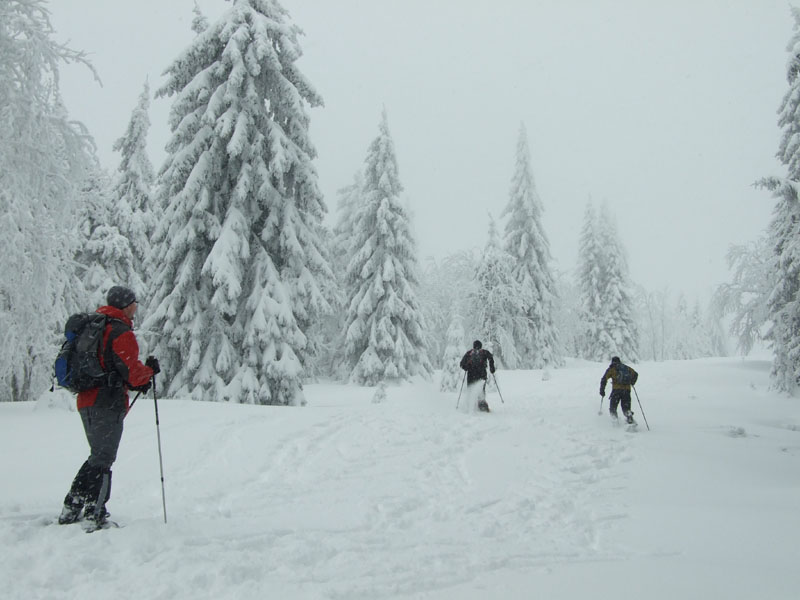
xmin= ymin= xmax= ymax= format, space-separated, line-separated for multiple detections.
xmin=49 ymin=0 xmax=791 ymax=301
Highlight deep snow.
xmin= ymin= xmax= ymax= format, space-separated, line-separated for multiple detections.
xmin=1 ymin=357 xmax=798 ymax=600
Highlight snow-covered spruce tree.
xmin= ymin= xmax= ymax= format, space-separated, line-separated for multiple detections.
xmin=0 ymin=0 xmax=96 ymax=401
xmin=144 ymin=0 xmax=331 ymax=405
xmin=595 ymin=208 xmax=639 ymax=362
xmin=757 ymin=7 xmax=800 ymax=392
xmin=343 ymin=109 xmax=432 ymax=385
xmin=502 ymin=124 xmax=562 ymax=368
xmin=576 ymin=200 xmax=605 ymax=360
xmin=109 ymin=81 xmax=155 ymax=291
xmin=440 ymin=311 xmax=466 ymax=392
xmin=74 ymin=166 xmax=143 ymax=308
xmin=576 ymin=201 xmax=638 ymax=362
xmin=468 ymin=216 xmax=523 ymax=369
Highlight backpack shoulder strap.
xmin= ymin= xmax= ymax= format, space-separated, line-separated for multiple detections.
xmin=100 ymin=317 xmax=131 ymax=373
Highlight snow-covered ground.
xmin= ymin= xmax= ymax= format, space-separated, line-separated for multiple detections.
xmin=2 ymin=357 xmax=798 ymax=600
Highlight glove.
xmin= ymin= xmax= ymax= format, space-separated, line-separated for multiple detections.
xmin=490 ymin=367 xmax=496 ymax=374
xmin=131 ymin=381 xmax=151 ymax=394
xmin=600 ymin=389 xmax=605 ymax=397
xmin=145 ymin=356 xmax=161 ymax=375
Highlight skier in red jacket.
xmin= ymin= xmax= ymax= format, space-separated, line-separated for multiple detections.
xmin=58 ymin=286 xmax=160 ymax=527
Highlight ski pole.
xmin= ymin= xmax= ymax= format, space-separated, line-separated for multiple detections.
xmin=632 ymin=386 xmax=650 ymax=431
xmin=598 ymin=395 xmax=604 ymax=416
xmin=455 ymin=371 xmax=467 ymax=409
xmin=127 ymin=391 xmax=142 ymax=412
xmin=491 ymin=372 xmax=505 ymax=403
xmin=152 ymin=375 xmax=168 ymax=523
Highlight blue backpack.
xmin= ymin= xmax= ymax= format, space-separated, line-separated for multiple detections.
xmin=54 ymin=313 xmax=110 ymax=393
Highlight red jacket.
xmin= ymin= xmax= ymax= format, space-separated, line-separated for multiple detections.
xmin=76 ymin=305 xmax=154 ymax=412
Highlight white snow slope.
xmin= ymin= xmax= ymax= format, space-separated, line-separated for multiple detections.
xmin=1 ymin=357 xmax=798 ymax=600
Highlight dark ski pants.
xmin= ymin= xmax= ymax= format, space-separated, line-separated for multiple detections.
xmin=609 ymin=389 xmax=632 ymax=416
xmin=63 ymin=406 xmax=124 ymax=510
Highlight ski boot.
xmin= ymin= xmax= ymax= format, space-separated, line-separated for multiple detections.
xmin=478 ymin=399 xmax=491 ymax=412
xmin=625 ymin=411 xmax=636 ymax=425
xmin=58 ymin=501 xmax=83 ymax=524
xmin=58 ymin=494 xmax=84 ymax=524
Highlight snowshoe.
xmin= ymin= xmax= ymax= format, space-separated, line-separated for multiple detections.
xmin=82 ymin=518 xmax=121 ymax=533
xmin=83 ymin=503 xmax=110 ymax=527
xmin=478 ymin=400 xmax=491 ymax=413
xmin=625 ymin=411 xmax=635 ymax=425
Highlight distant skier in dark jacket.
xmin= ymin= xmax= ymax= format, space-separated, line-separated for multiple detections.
xmin=600 ymin=356 xmax=639 ymax=424
xmin=460 ymin=340 xmax=496 ymax=412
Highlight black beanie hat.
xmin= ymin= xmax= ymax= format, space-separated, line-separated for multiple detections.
xmin=107 ymin=286 xmax=137 ymax=309
xmin=611 ymin=356 xmax=621 ymax=364
xmin=473 ymin=340 xmax=482 ymax=349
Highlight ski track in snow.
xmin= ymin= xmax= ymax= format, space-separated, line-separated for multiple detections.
xmin=164 ymin=399 xmax=635 ymax=600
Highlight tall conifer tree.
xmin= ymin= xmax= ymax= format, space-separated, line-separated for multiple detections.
xmin=577 ymin=201 xmax=638 ymax=361
xmin=75 ymin=167 xmax=142 ymax=308
xmin=502 ymin=124 xmax=562 ymax=368
xmin=310 ymin=170 xmax=364 ymax=378
xmin=758 ymin=7 xmax=800 ymax=393
xmin=144 ymin=0 xmax=331 ymax=405
xmin=596 ymin=209 xmax=639 ymax=362
xmin=576 ymin=200 xmax=604 ymax=359
xmin=343 ymin=110 xmax=431 ymax=385
xmin=469 ymin=216 xmax=523 ymax=368
xmin=110 ymin=81 xmax=155 ymax=289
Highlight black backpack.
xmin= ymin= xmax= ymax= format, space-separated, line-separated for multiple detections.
xmin=467 ymin=349 xmax=485 ymax=370
xmin=54 ymin=313 xmax=111 ymax=393
xmin=616 ymin=364 xmax=636 ymax=386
